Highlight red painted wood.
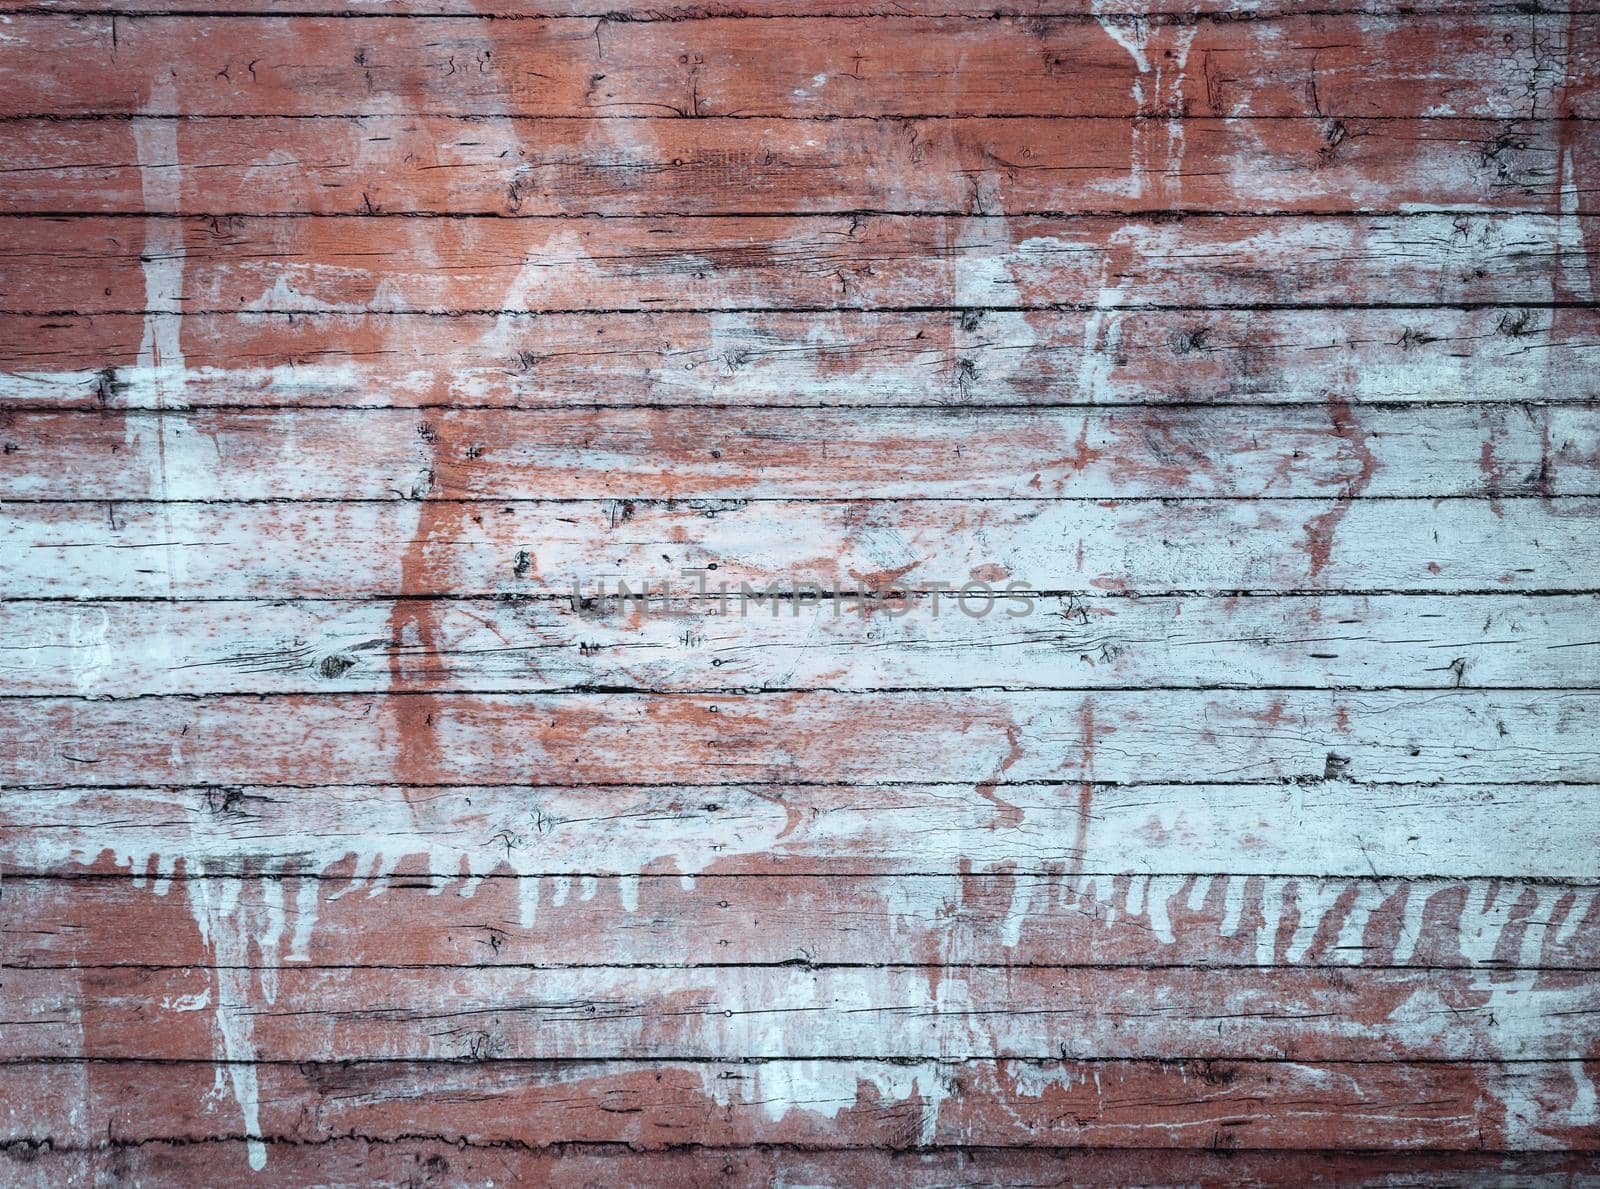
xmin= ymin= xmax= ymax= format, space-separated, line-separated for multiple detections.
xmin=8 ymin=498 xmax=1595 ymax=597
xmin=10 ymin=781 xmax=1596 ymax=878
xmin=7 ymin=1057 xmax=1599 ymax=1151
xmin=6 ymin=405 xmax=1596 ymax=500
xmin=4 ymin=0 xmax=1598 ymax=1179
xmin=10 ymin=964 xmax=1600 ymax=1060
xmin=0 ymin=213 xmax=1583 ymax=314
xmin=7 ymin=1142 xmax=1599 ymax=1188
xmin=6 ymin=689 xmax=1596 ymax=788
xmin=7 ymin=308 xmax=1596 ymax=410
xmin=5 ymin=116 xmax=1590 ymax=215
xmin=1 ymin=14 xmax=1594 ymax=118
xmin=8 ymin=874 xmax=1597 ymax=968
xmin=6 ymin=594 xmax=1592 ymax=694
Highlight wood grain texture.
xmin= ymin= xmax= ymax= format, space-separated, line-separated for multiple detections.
xmin=8 ymin=498 xmax=1596 ymax=598
xmin=6 ymin=308 xmax=1599 ymax=410
xmin=2 ymin=14 xmax=1595 ymax=118
xmin=0 ymin=0 xmax=1582 ymax=14
xmin=4 ymin=0 xmax=1598 ymax=1179
xmin=8 ymin=873 xmax=1598 ymax=968
xmin=11 ymin=963 xmax=1600 ymax=1062
xmin=6 ymin=593 xmax=1594 ymax=695
xmin=10 ymin=782 xmax=1596 ymax=877
xmin=4 ymin=690 xmax=1596 ymax=787
xmin=7 ymin=1142 xmax=1599 ymax=1189
xmin=5 ymin=1057 xmax=1600 ymax=1150
xmin=6 ymin=116 xmax=1593 ymax=216
xmin=7 ymin=404 xmax=1600 ymax=500
xmin=4 ymin=213 xmax=1593 ymax=315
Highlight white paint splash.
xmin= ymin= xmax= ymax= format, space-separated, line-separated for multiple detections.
xmin=1556 ymin=149 xmax=1596 ymax=302
xmin=1091 ymin=13 xmax=1197 ymax=202
xmin=185 ymin=875 xmax=268 ymax=1172
xmin=125 ymin=89 xmax=271 ymax=1169
xmin=6 ymin=56 xmax=1595 ymax=1161
xmin=129 ymin=83 xmax=188 ymax=599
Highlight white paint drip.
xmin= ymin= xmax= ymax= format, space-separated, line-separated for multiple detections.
xmin=185 ymin=873 xmax=268 ymax=1172
xmin=1000 ymin=873 xmax=1034 ymax=949
xmin=65 ymin=608 xmax=112 ymax=694
xmin=10 ymin=72 xmax=1593 ymax=1148
xmin=1569 ymin=1059 xmax=1600 ymax=1127
xmin=698 ymin=1059 xmax=950 ymax=1143
xmin=130 ymin=82 xmax=188 ymax=598
xmin=130 ymin=87 xmax=276 ymax=1170
xmin=1091 ymin=15 xmax=1196 ymax=202
xmin=1557 ymin=149 xmax=1596 ymax=302
xmin=248 ymin=276 xmax=375 ymax=315
xmin=1077 ymin=284 xmax=1127 ymax=399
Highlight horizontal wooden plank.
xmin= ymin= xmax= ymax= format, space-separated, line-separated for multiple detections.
xmin=8 ymin=873 xmax=1596 ymax=968
xmin=5 ymin=498 xmax=1596 ymax=599
xmin=4 ymin=0 xmax=1594 ymax=1170
xmin=9 ymin=963 xmax=1599 ymax=1059
xmin=10 ymin=782 xmax=1596 ymax=879
xmin=1 ymin=213 xmax=1590 ymax=315
xmin=1 ymin=15 xmax=1594 ymax=119
xmin=5 ymin=403 xmax=1594 ymax=502
xmin=0 ymin=0 xmax=1579 ymax=15
xmin=5 ymin=594 xmax=1595 ymax=696
xmin=7 ymin=1141 xmax=1597 ymax=1189
xmin=6 ymin=116 xmax=1589 ymax=216
xmin=3 ymin=689 xmax=1596 ymax=787
xmin=6 ymin=1057 xmax=1600 ymax=1153
xmin=7 ymin=307 xmax=1599 ymax=411
xmin=7 ymin=405 xmax=1598 ymax=501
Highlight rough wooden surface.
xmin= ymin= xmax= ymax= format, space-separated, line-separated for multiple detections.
xmin=3 ymin=2 xmax=1598 ymax=1185
xmin=9 ymin=405 xmax=1600 ymax=500
xmin=8 ymin=1143 xmax=1600 ymax=1189
xmin=9 ymin=498 xmax=1599 ymax=597
xmin=6 ymin=308 xmax=1599 ymax=409
xmin=5 ymin=213 xmax=1594 ymax=314
xmin=10 ymin=873 xmax=1600 ymax=967
xmin=10 ymin=782 xmax=1599 ymax=876
xmin=3 ymin=14 xmax=1596 ymax=119
xmin=8 ymin=1057 xmax=1600 ymax=1149
xmin=7 ymin=593 xmax=1595 ymax=693
xmin=9 ymin=116 xmax=1596 ymax=216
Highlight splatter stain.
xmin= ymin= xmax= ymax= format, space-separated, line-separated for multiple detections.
xmin=1297 ymin=394 xmax=1376 ymax=583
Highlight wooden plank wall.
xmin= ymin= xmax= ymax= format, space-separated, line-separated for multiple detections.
xmin=1 ymin=0 xmax=1599 ymax=1184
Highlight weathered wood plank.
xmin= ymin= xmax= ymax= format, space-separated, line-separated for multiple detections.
xmin=3 ymin=689 xmax=1595 ymax=787
xmin=1 ymin=0 xmax=1595 ymax=1172
xmin=6 ymin=116 xmax=1589 ymax=216
xmin=7 ymin=1141 xmax=1597 ymax=1189
xmin=1 ymin=14 xmax=1593 ymax=119
xmin=6 ymin=308 xmax=1598 ymax=411
xmin=8 ymin=963 xmax=1598 ymax=1059
xmin=8 ymin=873 xmax=1596 ymax=968
xmin=2 ymin=214 xmax=1590 ymax=315
xmin=6 ymin=498 xmax=1595 ymax=598
xmin=7 ymin=1058 xmax=1600 ymax=1152
xmin=6 ymin=405 xmax=1597 ymax=501
xmin=4 ymin=595 xmax=1594 ymax=696
xmin=9 ymin=782 xmax=1595 ymax=879
xmin=0 ymin=0 xmax=1577 ymax=15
